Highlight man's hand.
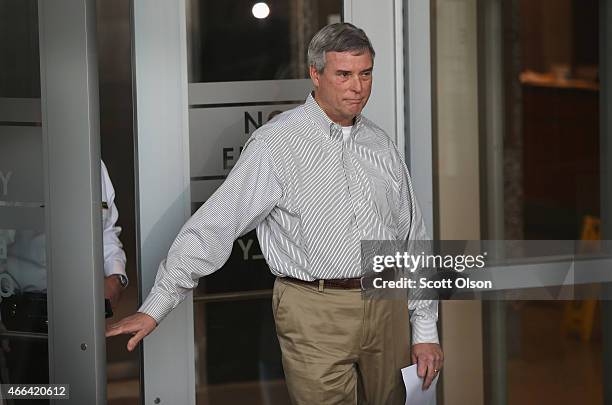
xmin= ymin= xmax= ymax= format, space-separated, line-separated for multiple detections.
xmin=104 ymin=275 xmax=123 ymax=305
xmin=412 ymin=343 xmax=444 ymax=390
xmin=106 ymin=312 xmax=157 ymax=351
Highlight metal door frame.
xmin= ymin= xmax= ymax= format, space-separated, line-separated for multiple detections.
xmin=601 ymin=1 xmax=612 ymax=404
xmin=131 ymin=0 xmax=195 ymax=404
xmin=38 ymin=0 xmax=107 ymax=403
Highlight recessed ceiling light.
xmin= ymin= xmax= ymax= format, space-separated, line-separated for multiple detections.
xmin=252 ymin=2 xmax=270 ymax=19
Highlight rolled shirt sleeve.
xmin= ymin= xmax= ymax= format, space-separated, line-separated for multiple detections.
xmin=139 ymin=138 xmax=283 ymax=323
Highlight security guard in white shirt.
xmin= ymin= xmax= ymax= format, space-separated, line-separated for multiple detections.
xmin=100 ymin=160 xmax=129 ymax=304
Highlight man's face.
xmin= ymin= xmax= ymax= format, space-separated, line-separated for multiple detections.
xmin=310 ymin=50 xmax=373 ymax=126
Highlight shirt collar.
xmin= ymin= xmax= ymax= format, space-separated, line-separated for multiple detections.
xmin=304 ymin=92 xmax=364 ymax=141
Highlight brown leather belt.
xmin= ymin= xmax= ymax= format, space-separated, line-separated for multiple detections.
xmin=283 ymin=276 xmax=363 ymax=290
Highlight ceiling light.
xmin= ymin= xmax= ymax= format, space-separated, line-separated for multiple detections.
xmin=252 ymin=2 xmax=270 ymax=19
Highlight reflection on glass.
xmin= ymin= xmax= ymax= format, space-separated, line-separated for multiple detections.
xmin=1 ymin=230 xmax=46 ymax=298
xmin=499 ymin=1 xmax=602 ymax=402
xmin=0 ymin=0 xmax=49 ymax=401
xmin=434 ymin=0 xmax=602 ymax=403
xmin=504 ymin=0 xmax=600 ymax=241
xmin=0 ymin=229 xmax=48 ymax=387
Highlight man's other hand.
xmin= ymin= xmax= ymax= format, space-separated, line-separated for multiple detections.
xmin=104 ymin=275 xmax=123 ymax=305
xmin=106 ymin=312 xmax=157 ymax=351
xmin=412 ymin=343 xmax=444 ymax=390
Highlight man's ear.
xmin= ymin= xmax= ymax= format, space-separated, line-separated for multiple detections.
xmin=309 ymin=65 xmax=320 ymax=88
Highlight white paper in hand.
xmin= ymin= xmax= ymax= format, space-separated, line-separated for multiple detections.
xmin=401 ymin=364 xmax=439 ymax=405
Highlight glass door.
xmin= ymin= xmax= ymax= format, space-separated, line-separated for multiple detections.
xmin=186 ymin=2 xmax=342 ymax=403
xmin=0 ymin=2 xmax=49 ymax=403
xmin=431 ymin=0 xmax=611 ymax=404
xmin=1 ymin=0 xmax=107 ymax=403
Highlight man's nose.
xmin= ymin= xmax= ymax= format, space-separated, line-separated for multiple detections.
xmin=349 ymin=75 xmax=362 ymax=93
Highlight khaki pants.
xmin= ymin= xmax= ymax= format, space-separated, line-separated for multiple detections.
xmin=272 ymin=278 xmax=411 ymax=405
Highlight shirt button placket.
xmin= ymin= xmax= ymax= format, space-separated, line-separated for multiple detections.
xmin=343 ymin=139 xmax=361 ymax=233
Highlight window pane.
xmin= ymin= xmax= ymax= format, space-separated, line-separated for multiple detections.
xmin=433 ymin=0 xmax=603 ymax=403
xmin=187 ymin=1 xmax=342 ymax=404
xmin=187 ymin=0 xmax=342 ymax=82
xmin=0 ymin=1 xmax=49 ymax=402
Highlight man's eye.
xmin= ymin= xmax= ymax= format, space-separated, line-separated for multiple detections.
xmin=338 ymin=72 xmax=350 ymax=78
xmin=361 ymin=71 xmax=372 ymax=77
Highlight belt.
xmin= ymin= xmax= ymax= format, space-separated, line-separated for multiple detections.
xmin=282 ymin=276 xmax=363 ymax=290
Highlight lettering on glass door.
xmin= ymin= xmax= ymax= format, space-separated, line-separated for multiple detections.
xmin=236 ymin=238 xmax=264 ymax=261
xmin=222 ymin=110 xmax=284 ymax=171
xmin=189 ymin=103 xmax=297 ymax=204
xmin=0 ymin=171 xmax=12 ymax=197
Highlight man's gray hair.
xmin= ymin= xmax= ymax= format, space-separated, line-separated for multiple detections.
xmin=307 ymin=23 xmax=375 ymax=72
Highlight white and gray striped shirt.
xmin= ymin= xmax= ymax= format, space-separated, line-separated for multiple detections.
xmin=139 ymin=94 xmax=439 ymax=344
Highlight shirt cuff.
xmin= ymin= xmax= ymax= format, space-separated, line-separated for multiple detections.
xmin=411 ymin=314 xmax=440 ymax=344
xmin=104 ymin=259 xmax=127 ymax=279
xmin=138 ymin=292 xmax=176 ymax=324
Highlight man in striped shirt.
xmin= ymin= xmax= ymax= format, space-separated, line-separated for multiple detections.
xmin=108 ymin=22 xmax=443 ymax=404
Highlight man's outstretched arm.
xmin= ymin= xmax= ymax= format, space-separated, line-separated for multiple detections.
xmin=105 ymin=137 xmax=282 ymax=349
